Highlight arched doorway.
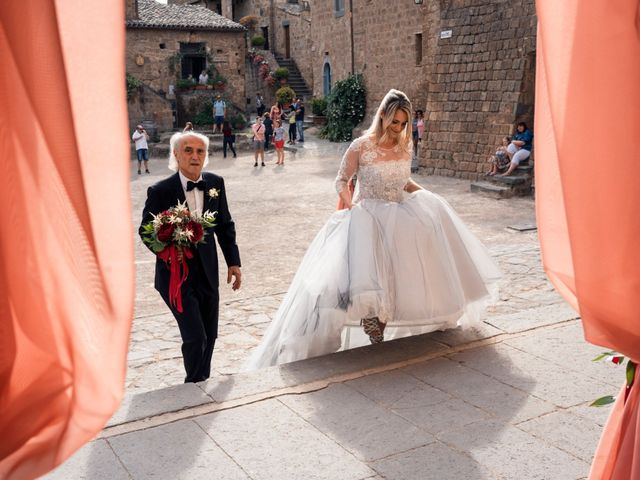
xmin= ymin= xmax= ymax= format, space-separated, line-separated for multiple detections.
xmin=323 ymin=62 xmax=332 ymax=96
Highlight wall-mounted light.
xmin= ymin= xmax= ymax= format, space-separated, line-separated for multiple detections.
xmin=414 ymin=0 xmax=423 ymax=4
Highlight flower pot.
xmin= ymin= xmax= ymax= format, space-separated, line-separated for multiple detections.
xmin=312 ymin=115 xmax=327 ymax=126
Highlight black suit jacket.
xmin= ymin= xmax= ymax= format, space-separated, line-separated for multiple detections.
xmin=139 ymin=172 xmax=241 ymax=292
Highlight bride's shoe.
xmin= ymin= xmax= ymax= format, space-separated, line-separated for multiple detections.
xmin=362 ymin=317 xmax=385 ymax=344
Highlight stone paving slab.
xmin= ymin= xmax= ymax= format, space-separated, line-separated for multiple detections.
xmin=486 ymin=302 xmax=580 ymax=334
xmin=517 ymin=409 xmax=604 ymax=463
xmin=437 ymin=419 xmax=591 ymax=479
xmin=370 ymin=442 xmax=498 ymax=480
xmin=107 ymin=382 xmax=212 ymax=427
xmin=108 ymin=419 xmax=249 ymax=480
xmin=404 ymin=357 xmax=556 ymax=424
xmin=43 ymin=439 xmax=129 ymax=480
xmin=194 ymin=399 xmax=375 ymax=480
xmin=451 ymin=343 xmax=612 ymax=408
xmin=279 ymin=383 xmax=436 ymax=462
xmin=503 ymin=322 xmax=623 ymax=389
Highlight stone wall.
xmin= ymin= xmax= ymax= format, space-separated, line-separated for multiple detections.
xmin=127 ymin=84 xmax=174 ymax=133
xmin=126 ymin=28 xmax=246 ymax=113
xmin=421 ymin=0 xmax=537 ymax=179
xmin=273 ymin=3 xmax=313 ymax=88
xmin=307 ymin=0 xmax=536 ymax=180
xmin=310 ymin=0 xmax=426 ymax=122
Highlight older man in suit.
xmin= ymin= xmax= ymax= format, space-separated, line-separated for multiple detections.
xmin=139 ymin=131 xmax=241 ymax=383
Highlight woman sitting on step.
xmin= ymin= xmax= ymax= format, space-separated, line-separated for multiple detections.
xmin=500 ymin=122 xmax=533 ymax=176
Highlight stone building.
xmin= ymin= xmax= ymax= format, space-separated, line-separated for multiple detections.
xmin=306 ymin=0 xmax=536 ymax=180
xmin=126 ymin=0 xmax=246 ymax=132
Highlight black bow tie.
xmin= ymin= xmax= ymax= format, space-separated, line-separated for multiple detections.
xmin=186 ymin=180 xmax=206 ymax=192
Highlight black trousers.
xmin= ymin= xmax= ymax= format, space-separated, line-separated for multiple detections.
xmin=289 ymin=122 xmax=297 ymax=142
xmin=159 ymin=258 xmax=219 ymax=383
xmin=223 ymin=137 xmax=236 ymax=157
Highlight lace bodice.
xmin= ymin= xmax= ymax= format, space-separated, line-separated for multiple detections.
xmin=335 ymin=136 xmax=412 ymax=203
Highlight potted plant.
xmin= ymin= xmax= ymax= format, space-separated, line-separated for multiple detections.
xmin=274 ymin=67 xmax=289 ymax=85
xmin=230 ymin=114 xmax=247 ymax=130
xmin=210 ymin=73 xmax=227 ymax=91
xmin=311 ymin=97 xmax=328 ymax=125
xmin=176 ymin=78 xmax=196 ymax=91
xmin=251 ymin=35 xmax=266 ymax=48
xmin=276 ymin=85 xmax=296 ymax=108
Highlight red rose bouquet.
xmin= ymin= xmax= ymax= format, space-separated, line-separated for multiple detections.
xmin=141 ymin=201 xmax=216 ymax=312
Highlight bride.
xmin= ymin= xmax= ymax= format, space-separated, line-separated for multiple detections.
xmin=246 ymin=89 xmax=501 ymax=370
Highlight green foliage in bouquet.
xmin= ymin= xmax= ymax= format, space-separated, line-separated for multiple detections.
xmin=320 ymin=74 xmax=366 ymax=142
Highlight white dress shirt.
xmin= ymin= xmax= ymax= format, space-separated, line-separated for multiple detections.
xmin=179 ymin=171 xmax=204 ymax=216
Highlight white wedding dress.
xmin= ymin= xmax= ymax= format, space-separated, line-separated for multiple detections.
xmin=246 ymin=135 xmax=501 ymax=369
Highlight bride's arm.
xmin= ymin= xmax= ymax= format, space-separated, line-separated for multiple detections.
xmin=404 ymin=179 xmax=424 ymax=193
xmin=335 ymin=141 xmax=360 ymax=209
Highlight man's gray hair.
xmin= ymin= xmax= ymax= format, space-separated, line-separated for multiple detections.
xmin=168 ymin=131 xmax=210 ymax=171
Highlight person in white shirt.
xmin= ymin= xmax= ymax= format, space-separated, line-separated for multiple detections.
xmin=198 ymin=70 xmax=209 ymax=85
xmin=132 ymin=124 xmax=150 ymax=175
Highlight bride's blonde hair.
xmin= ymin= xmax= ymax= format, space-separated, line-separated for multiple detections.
xmin=365 ymin=89 xmax=413 ymax=152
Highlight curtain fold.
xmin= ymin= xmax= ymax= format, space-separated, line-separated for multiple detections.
xmin=0 ymin=1 xmax=133 ymax=478
xmin=536 ymin=1 xmax=640 ymax=478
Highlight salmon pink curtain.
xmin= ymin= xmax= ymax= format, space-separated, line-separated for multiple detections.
xmin=536 ymin=1 xmax=640 ymax=478
xmin=0 ymin=1 xmax=133 ymax=478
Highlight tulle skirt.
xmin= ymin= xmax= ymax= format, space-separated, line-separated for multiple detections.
xmin=245 ymin=189 xmax=501 ymax=370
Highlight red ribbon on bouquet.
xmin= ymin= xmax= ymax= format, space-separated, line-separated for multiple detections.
xmin=158 ymin=245 xmax=194 ymax=312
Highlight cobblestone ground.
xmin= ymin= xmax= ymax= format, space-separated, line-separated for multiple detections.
xmin=127 ymin=132 xmax=554 ymax=394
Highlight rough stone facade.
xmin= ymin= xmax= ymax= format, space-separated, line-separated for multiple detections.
xmin=309 ymin=0 xmax=426 ymax=125
xmin=422 ymin=0 xmax=537 ymax=179
xmin=125 ymin=0 xmax=246 ymax=132
xmin=306 ymin=0 xmax=536 ymax=180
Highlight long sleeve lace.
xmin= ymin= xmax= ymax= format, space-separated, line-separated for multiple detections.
xmin=335 ymin=139 xmax=360 ymax=195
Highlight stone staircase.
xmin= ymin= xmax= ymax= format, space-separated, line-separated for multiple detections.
xmin=273 ymin=54 xmax=312 ymax=100
xmin=470 ymin=162 xmax=534 ymax=199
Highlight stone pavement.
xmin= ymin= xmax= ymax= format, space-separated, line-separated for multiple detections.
xmin=43 ymin=132 xmax=619 ymax=479
xmin=127 ymin=131 xmax=554 ymax=394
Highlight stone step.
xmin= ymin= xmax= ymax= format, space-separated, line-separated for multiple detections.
xmin=470 ymin=181 xmax=513 ymax=199
xmin=488 ymin=174 xmax=529 ymax=186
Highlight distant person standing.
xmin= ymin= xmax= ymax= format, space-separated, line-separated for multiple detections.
xmin=198 ymin=70 xmax=209 ymax=85
xmin=287 ymin=108 xmax=297 ymax=145
xmin=222 ymin=121 xmax=237 ymax=159
xmin=252 ymin=116 xmax=266 ymax=167
xmin=273 ymin=119 xmax=286 ymax=165
xmin=183 ymin=121 xmax=194 ymax=132
xmin=263 ymin=112 xmax=273 ymax=150
xmin=295 ymin=99 xmax=305 ymax=143
xmin=212 ymin=95 xmax=226 ymax=134
xmin=256 ymin=92 xmax=265 ymax=117
xmin=132 ymin=124 xmax=150 ymax=175
xmin=270 ymin=102 xmax=283 ymax=122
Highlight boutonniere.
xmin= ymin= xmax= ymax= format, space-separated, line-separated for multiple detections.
xmin=208 ymin=188 xmax=220 ymax=199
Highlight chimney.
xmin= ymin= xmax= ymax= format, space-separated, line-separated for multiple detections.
xmin=125 ymin=0 xmax=139 ymax=20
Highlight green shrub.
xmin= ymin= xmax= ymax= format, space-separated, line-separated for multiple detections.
xmin=126 ymin=73 xmax=143 ymax=100
xmin=176 ymin=78 xmax=196 ymax=90
xmin=230 ymin=114 xmax=247 ymax=129
xmin=275 ymin=85 xmax=296 ymax=105
xmin=274 ymin=67 xmax=289 ymax=80
xmin=251 ymin=35 xmax=266 ymax=47
xmin=311 ymin=97 xmax=328 ymax=116
xmin=320 ymin=74 xmax=366 ymax=142
xmin=194 ymin=99 xmax=213 ymax=125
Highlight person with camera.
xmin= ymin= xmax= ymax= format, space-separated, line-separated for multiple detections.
xmin=132 ymin=124 xmax=150 ymax=175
